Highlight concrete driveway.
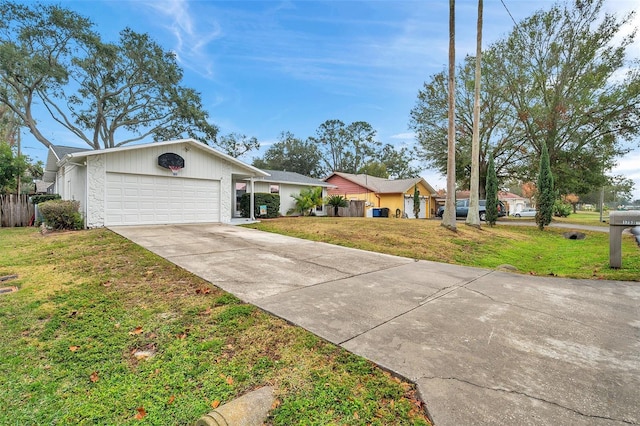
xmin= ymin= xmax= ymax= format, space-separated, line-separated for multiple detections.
xmin=110 ymin=223 xmax=640 ymax=426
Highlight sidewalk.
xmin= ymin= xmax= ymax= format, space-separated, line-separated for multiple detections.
xmin=110 ymin=223 xmax=640 ymax=425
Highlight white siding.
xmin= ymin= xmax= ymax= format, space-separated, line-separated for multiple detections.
xmin=57 ymin=163 xmax=87 ymax=220
xmin=105 ymin=142 xmax=249 ymax=180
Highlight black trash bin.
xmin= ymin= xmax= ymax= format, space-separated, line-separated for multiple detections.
xmin=380 ymin=208 xmax=390 ymax=218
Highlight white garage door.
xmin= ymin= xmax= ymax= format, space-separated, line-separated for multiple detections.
xmin=404 ymin=196 xmax=427 ymax=219
xmin=105 ymin=173 xmax=220 ymax=226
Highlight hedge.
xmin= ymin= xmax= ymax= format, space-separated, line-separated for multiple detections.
xmin=38 ymin=199 xmax=84 ymax=230
xmin=31 ymin=194 xmax=61 ymax=204
xmin=240 ymin=193 xmax=280 ymax=218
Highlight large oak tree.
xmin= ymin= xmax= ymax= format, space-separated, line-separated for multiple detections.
xmin=0 ymin=2 xmax=219 ymax=150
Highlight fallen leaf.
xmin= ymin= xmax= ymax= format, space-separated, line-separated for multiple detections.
xmin=225 ymin=376 xmax=234 ymax=385
xmin=115 ymin=323 xmax=121 ymax=329
xmin=353 ymin=411 xmax=359 ymax=419
xmin=102 ymin=281 xmax=111 ymax=287
xmin=89 ymin=371 xmax=99 ymax=383
xmin=167 ymin=395 xmax=175 ymax=405
xmin=69 ymin=345 xmax=80 ymax=352
xmin=134 ymin=406 xmax=146 ymax=420
xmin=129 ymin=326 xmax=143 ymax=335
xmin=211 ymin=400 xmax=221 ymax=408
xmin=177 ymin=332 xmax=187 ymax=339
xmin=134 ymin=350 xmax=154 ymax=360
xmin=201 ymin=307 xmax=212 ymax=315
xmin=271 ymin=399 xmax=281 ymax=410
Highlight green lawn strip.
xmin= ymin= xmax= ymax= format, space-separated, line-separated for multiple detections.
xmin=246 ymin=218 xmax=640 ymax=281
xmin=0 ymin=228 xmax=430 ymax=425
xmin=551 ymin=211 xmax=609 ymax=226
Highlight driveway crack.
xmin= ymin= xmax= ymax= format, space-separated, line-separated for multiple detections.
xmin=419 ymin=375 xmax=638 ymax=425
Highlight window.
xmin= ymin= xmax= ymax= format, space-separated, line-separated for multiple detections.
xmin=270 ymin=184 xmax=280 ymax=194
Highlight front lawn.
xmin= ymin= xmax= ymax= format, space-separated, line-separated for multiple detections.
xmin=0 ymin=228 xmax=430 ymax=425
xmin=246 ymin=217 xmax=640 ymax=281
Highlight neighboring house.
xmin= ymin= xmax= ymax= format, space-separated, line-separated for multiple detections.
xmin=324 ymin=172 xmax=438 ymax=218
xmin=498 ymin=191 xmax=529 ymax=215
xmin=34 ymin=180 xmax=53 ymax=194
xmin=249 ymin=170 xmax=334 ymax=216
xmin=43 ymin=139 xmax=268 ymax=227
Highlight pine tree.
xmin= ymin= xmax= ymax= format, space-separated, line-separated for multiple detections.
xmin=485 ymin=153 xmax=498 ymax=226
xmin=535 ymin=143 xmax=555 ymax=230
xmin=413 ymin=185 xmax=420 ymax=219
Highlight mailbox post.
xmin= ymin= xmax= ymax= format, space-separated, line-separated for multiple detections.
xmin=609 ymin=211 xmax=640 ymax=268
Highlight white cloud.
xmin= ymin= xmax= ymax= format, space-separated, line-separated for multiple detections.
xmin=612 ymin=150 xmax=640 ymax=200
xmin=143 ymin=0 xmax=222 ymax=78
xmin=391 ymin=132 xmax=415 ymax=140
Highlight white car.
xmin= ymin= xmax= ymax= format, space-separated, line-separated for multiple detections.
xmin=512 ymin=208 xmax=536 ymax=218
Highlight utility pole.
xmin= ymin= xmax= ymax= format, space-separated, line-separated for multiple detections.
xmin=16 ymin=131 xmax=21 ymax=195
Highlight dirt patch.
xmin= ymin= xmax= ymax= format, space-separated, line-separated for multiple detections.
xmin=0 ymin=286 xmax=18 ymax=295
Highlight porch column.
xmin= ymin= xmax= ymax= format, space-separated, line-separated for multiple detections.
xmin=250 ymin=177 xmax=255 ymax=220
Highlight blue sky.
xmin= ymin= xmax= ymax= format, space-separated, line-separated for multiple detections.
xmin=18 ymin=0 xmax=640 ymax=199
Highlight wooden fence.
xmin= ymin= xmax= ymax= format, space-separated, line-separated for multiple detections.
xmin=327 ymin=200 xmax=365 ymax=218
xmin=0 ymin=194 xmax=34 ymax=227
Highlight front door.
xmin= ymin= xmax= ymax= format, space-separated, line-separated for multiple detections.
xmin=234 ymin=182 xmax=247 ymax=217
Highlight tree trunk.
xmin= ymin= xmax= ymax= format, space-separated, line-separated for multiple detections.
xmin=442 ymin=0 xmax=457 ymax=231
xmin=466 ymin=0 xmax=483 ymax=228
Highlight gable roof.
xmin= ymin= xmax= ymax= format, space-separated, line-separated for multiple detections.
xmin=44 ymin=145 xmax=91 ymax=182
xmin=256 ymin=170 xmax=334 ymax=187
xmin=43 ymin=139 xmax=268 ymax=182
xmin=325 ymin=172 xmax=436 ymax=195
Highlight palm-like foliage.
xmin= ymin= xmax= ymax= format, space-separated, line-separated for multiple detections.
xmin=291 ymin=187 xmax=323 ymax=216
xmin=325 ymin=195 xmax=348 ymax=217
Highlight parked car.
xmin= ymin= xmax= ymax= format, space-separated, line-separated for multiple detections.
xmin=512 ymin=208 xmax=537 ymax=218
xmin=436 ymin=199 xmax=506 ymax=221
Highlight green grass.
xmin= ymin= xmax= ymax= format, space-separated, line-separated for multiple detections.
xmin=246 ymin=217 xmax=640 ymax=281
xmin=551 ymin=210 xmax=609 ymax=226
xmin=0 ymin=228 xmax=430 ymax=425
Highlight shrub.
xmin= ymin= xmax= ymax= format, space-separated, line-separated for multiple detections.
xmin=31 ymin=194 xmax=61 ymax=204
xmin=38 ymin=200 xmax=84 ymax=230
xmin=485 ymin=154 xmax=499 ymax=226
xmin=240 ymin=193 xmax=280 ymax=218
xmin=553 ymin=200 xmax=572 ymax=217
xmin=325 ymin=194 xmax=348 ymax=216
xmin=535 ymin=143 xmax=555 ymax=230
xmin=291 ymin=187 xmax=323 ymax=216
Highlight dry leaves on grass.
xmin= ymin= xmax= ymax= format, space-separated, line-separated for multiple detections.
xmin=89 ymin=371 xmax=99 ymax=383
xmin=134 ymin=406 xmax=146 ymax=420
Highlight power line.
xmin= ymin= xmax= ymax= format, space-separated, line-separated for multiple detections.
xmin=500 ymin=0 xmax=520 ymax=31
